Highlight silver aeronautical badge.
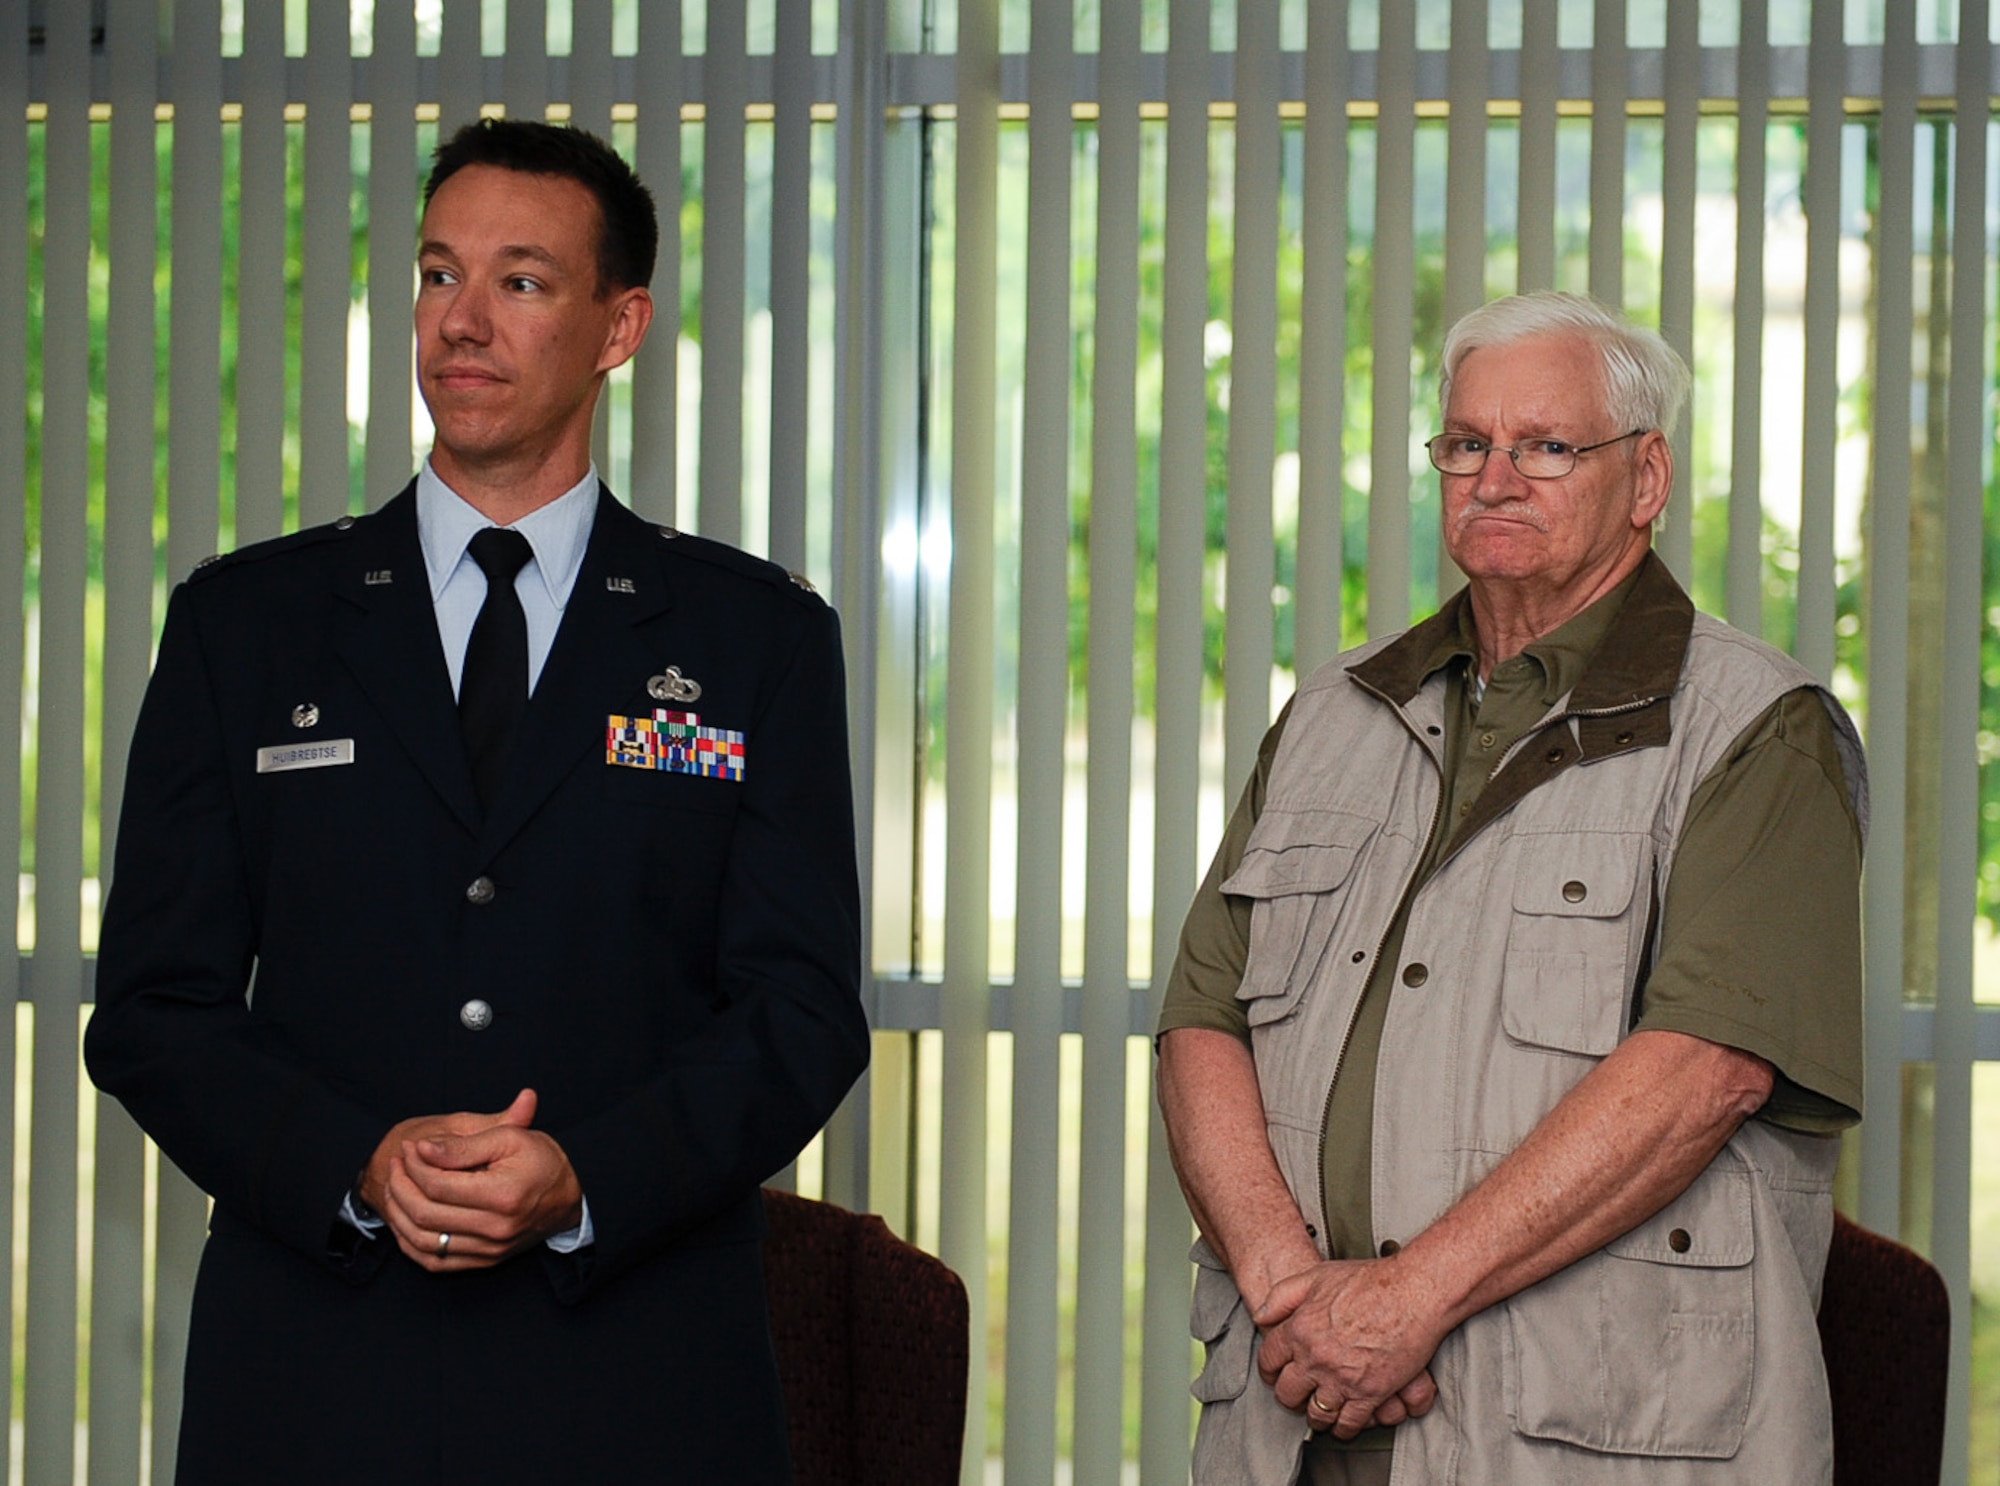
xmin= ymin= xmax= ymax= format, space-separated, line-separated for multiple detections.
xmin=647 ymin=666 xmax=702 ymax=703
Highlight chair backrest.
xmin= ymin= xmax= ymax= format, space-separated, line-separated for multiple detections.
xmin=761 ymin=1188 xmax=970 ymax=1486
xmin=1816 ymin=1211 xmax=1950 ymax=1486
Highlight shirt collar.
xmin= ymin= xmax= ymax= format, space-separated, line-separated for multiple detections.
xmin=415 ymin=460 xmax=599 ymax=609
xmin=1355 ymin=556 xmax=1665 ymax=708
xmin=1511 ymin=565 xmax=1644 ymax=705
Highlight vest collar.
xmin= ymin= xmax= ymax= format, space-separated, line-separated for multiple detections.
xmin=1347 ymin=550 xmax=1694 ymax=716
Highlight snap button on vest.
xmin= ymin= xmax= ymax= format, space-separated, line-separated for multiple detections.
xmin=1561 ymin=880 xmax=1587 ymax=903
xmin=1401 ymin=963 xmax=1428 ymax=988
xmin=1378 ymin=1238 xmax=1401 ymax=1257
xmin=1668 ymin=1228 xmax=1692 ymax=1253
xmin=465 ymin=876 xmax=496 ymax=905
xmin=459 ymin=999 xmax=494 ymax=1032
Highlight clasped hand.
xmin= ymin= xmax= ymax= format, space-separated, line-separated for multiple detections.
xmin=358 ymin=1088 xmax=585 ymax=1273
xmin=1252 ymin=1257 xmax=1443 ymax=1439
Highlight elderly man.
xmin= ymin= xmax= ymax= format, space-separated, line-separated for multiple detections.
xmin=1158 ymin=292 xmax=1863 ymax=1485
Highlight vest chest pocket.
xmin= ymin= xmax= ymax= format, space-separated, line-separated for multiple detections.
xmin=1222 ymin=809 xmax=1376 ymax=1028
xmin=1502 ymin=832 xmax=1647 ymax=1057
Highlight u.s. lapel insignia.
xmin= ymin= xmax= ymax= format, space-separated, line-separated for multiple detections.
xmin=605 ymin=709 xmax=746 ymax=783
xmin=647 ymin=666 xmax=702 ymax=703
xmin=364 ymin=569 xmax=392 ymax=586
xmin=606 ymin=576 xmax=636 ymax=594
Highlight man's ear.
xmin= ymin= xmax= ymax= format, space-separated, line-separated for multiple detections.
xmin=597 ymin=286 xmax=654 ymax=375
xmin=1629 ymin=429 xmax=1674 ymax=530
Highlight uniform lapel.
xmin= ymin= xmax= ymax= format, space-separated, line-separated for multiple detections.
xmin=477 ymin=488 xmax=676 ymax=855
xmin=330 ymin=485 xmax=485 ymax=837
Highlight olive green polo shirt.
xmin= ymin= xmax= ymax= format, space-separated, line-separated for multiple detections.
xmin=1159 ymin=570 xmax=1864 ymax=1457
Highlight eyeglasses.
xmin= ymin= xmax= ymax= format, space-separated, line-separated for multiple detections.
xmin=1425 ymin=429 xmax=1647 ymax=480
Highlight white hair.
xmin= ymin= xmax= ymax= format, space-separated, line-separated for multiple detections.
xmin=1439 ymin=292 xmax=1692 ymax=439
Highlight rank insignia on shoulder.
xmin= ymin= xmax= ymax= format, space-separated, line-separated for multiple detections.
xmin=606 ymin=711 xmax=745 ymax=783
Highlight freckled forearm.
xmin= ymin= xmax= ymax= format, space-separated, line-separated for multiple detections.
xmin=1158 ymin=1028 xmax=1321 ymax=1306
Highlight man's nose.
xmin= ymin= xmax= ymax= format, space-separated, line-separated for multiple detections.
xmin=437 ymin=284 xmax=490 ymax=344
xmin=1470 ymin=446 xmax=1530 ymax=502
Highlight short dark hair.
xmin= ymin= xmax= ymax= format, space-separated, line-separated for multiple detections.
xmin=425 ymin=119 xmax=659 ymax=293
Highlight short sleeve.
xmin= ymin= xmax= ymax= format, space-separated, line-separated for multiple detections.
xmin=1634 ymin=689 xmax=1864 ymax=1131
xmin=1156 ymin=705 xmax=1294 ymax=1045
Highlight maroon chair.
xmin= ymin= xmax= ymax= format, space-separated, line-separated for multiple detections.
xmin=1816 ymin=1211 xmax=1950 ymax=1486
xmin=761 ymin=1188 xmax=969 ymax=1486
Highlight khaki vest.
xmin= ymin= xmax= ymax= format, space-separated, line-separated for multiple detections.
xmin=1189 ymin=560 xmax=1867 ymax=1486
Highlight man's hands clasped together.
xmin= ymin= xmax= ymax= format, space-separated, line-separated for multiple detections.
xmin=1251 ymin=1255 xmax=1443 ymax=1440
xmin=358 ymin=1088 xmax=585 ymax=1273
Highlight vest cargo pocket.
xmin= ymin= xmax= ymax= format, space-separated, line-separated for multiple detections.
xmin=1222 ymin=809 xmax=1376 ymax=1029
xmin=1189 ymin=1239 xmax=1254 ymax=1404
xmin=1503 ymin=1163 xmax=1755 ymax=1458
xmin=1501 ymin=831 xmax=1645 ymax=1057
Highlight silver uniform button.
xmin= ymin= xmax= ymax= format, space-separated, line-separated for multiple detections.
xmin=465 ymin=875 xmax=495 ymax=905
xmin=459 ymin=999 xmax=494 ymax=1032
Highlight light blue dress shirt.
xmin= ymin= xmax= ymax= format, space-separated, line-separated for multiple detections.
xmin=417 ymin=459 xmax=600 ymax=698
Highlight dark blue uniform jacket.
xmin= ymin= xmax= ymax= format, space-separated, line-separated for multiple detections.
xmin=86 ymin=483 xmax=868 ymax=1484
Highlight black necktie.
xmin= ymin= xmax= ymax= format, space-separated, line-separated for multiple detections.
xmin=461 ymin=527 xmax=534 ymax=809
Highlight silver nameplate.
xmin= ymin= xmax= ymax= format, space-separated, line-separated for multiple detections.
xmin=256 ymin=738 xmax=356 ymax=773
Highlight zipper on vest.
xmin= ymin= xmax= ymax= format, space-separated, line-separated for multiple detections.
xmin=1316 ymin=715 xmax=1450 ymax=1251
xmin=1486 ymin=692 xmax=1661 ymax=784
